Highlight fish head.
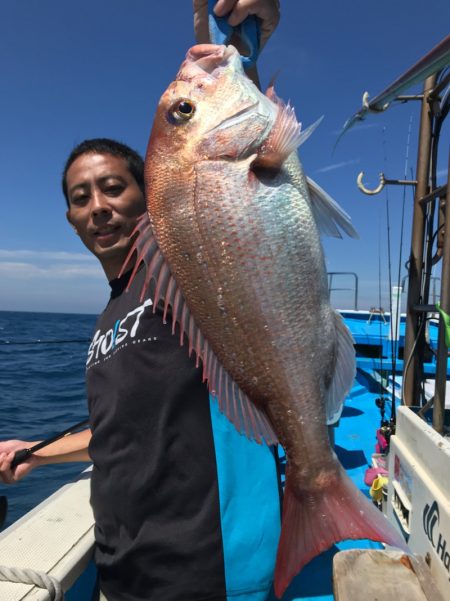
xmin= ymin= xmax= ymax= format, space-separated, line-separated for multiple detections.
xmin=147 ymin=44 xmax=278 ymax=169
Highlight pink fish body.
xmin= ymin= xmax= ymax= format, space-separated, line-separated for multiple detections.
xmin=125 ymin=44 xmax=407 ymax=597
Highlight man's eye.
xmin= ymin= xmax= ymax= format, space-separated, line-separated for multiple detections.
xmin=105 ymin=185 xmax=124 ymax=196
xmin=71 ymin=194 xmax=89 ymax=205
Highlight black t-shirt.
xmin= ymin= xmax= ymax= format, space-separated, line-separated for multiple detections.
xmin=86 ymin=268 xmax=227 ymax=601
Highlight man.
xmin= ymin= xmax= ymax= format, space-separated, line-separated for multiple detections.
xmin=1 ymin=138 xmax=281 ymax=601
xmin=0 ymin=2 xmax=282 ymax=600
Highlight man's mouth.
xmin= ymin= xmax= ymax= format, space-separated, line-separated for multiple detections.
xmin=94 ymin=225 xmax=122 ymax=246
xmin=94 ymin=225 xmax=121 ymax=236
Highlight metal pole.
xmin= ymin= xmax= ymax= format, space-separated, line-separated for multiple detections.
xmin=402 ymin=75 xmax=436 ymax=406
xmin=367 ymin=36 xmax=450 ymax=111
xmin=341 ymin=36 xmax=450 ymax=134
xmin=432 ymin=152 xmax=450 ymax=434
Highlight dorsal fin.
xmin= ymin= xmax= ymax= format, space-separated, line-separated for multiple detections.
xmin=121 ymin=213 xmax=278 ymax=446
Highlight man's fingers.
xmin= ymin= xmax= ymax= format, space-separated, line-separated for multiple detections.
xmin=193 ymin=0 xmax=280 ymax=50
xmin=0 ymin=451 xmax=28 ymax=484
xmin=213 ymin=0 xmax=238 ymax=17
xmin=219 ymin=0 xmax=280 ymax=50
xmin=193 ymin=0 xmax=210 ymax=44
xmin=0 ymin=452 xmax=14 ymax=484
xmin=228 ymin=4 xmax=251 ymax=27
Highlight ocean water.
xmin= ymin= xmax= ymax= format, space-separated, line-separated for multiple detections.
xmin=0 ymin=310 xmax=96 ymax=529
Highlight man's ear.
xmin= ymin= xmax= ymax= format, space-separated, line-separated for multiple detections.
xmin=66 ymin=210 xmax=78 ymax=235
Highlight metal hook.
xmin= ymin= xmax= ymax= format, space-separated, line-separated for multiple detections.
xmin=362 ymin=92 xmax=390 ymax=113
xmin=357 ymin=171 xmax=417 ymax=195
xmin=357 ymin=171 xmax=386 ymax=195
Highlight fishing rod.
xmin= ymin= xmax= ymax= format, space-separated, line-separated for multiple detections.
xmin=10 ymin=419 xmax=90 ymax=469
xmin=0 ymin=419 xmax=89 ymax=529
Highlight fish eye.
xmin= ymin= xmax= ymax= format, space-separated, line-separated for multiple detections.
xmin=170 ymin=99 xmax=196 ymax=123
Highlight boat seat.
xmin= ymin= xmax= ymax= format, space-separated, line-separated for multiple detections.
xmin=332 ymin=549 xmax=445 ymax=601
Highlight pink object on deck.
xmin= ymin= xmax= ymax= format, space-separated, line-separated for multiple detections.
xmin=376 ymin=429 xmax=388 ymax=453
xmin=364 ymin=466 xmax=388 ymax=487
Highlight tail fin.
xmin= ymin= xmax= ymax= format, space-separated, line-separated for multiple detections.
xmin=273 ymin=466 xmax=408 ymax=598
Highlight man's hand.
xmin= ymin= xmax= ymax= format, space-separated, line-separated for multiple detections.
xmin=0 ymin=440 xmax=38 ymax=484
xmin=193 ymin=0 xmax=280 ymax=51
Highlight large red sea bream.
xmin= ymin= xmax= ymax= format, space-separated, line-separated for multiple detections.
xmin=124 ymin=44 xmax=407 ymax=597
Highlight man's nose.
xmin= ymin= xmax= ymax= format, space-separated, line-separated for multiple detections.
xmin=91 ymin=190 xmax=111 ymax=215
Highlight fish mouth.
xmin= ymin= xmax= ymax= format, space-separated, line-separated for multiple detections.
xmin=178 ymin=44 xmax=242 ymax=81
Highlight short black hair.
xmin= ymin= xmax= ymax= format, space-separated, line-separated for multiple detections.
xmin=62 ymin=138 xmax=145 ymax=207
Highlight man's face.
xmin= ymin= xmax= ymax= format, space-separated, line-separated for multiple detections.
xmin=66 ymin=153 xmax=146 ymax=279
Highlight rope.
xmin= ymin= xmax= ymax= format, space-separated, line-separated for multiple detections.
xmin=0 ymin=565 xmax=63 ymax=600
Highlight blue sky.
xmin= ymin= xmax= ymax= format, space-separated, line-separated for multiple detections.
xmin=1 ymin=0 xmax=449 ymax=314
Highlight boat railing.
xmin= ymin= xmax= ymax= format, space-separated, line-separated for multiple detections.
xmin=327 ymin=271 xmax=359 ymax=311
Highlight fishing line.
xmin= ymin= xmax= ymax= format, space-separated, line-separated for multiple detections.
xmin=375 ymin=213 xmax=388 ymax=426
xmin=381 ymin=126 xmax=396 ymax=421
xmin=391 ymin=114 xmax=414 ymax=416
xmin=377 ymin=214 xmax=385 ymax=395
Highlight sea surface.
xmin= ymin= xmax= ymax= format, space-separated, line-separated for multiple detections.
xmin=0 ymin=310 xmax=97 ymax=529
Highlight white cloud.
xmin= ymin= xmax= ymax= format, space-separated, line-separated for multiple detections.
xmin=0 ymin=249 xmax=95 ymax=262
xmin=0 ymin=249 xmax=106 ymax=313
xmin=0 ymin=249 xmax=103 ymax=281
xmin=315 ymin=158 xmax=360 ymax=174
xmin=0 ymin=261 xmax=103 ymax=279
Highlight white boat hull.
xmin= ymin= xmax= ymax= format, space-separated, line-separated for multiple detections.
xmin=387 ymin=406 xmax=450 ymax=597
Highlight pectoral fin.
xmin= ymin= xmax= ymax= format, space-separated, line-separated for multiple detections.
xmin=307 ymin=177 xmax=359 ymax=239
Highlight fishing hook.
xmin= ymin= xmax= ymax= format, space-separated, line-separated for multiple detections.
xmin=357 ymin=171 xmax=417 ymax=196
